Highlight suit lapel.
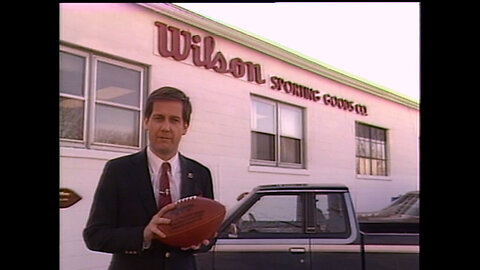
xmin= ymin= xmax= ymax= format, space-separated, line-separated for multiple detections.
xmin=130 ymin=148 xmax=158 ymax=215
xmin=179 ymin=153 xmax=196 ymax=198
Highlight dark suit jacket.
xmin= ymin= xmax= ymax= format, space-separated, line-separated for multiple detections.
xmin=83 ymin=148 xmax=214 ymax=270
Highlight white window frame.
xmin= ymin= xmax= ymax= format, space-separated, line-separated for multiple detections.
xmin=60 ymin=45 xmax=146 ymax=152
xmin=355 ymin=122 xmax=389 ymax=177
xmin=251 ymin=96 xmax=277 ymax=167
xmin=278 ymin=103 xmax=304 ymax=168
xmin=59 ymin=46 xmax=90 ymax=147
xmin=250 ymin=96 xmax=305 ymax=169
xmin=89 ymin=56 xmax=145 ymax=151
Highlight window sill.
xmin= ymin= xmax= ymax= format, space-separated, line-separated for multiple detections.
xmin=60 ymin=146 xmax=136 ymax=161
xmin=356 ymin=174 xmax=391 ymax=181
xmin=249 ymin=165 xmax=310 ymax=176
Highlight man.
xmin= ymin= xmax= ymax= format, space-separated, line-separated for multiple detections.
xmin=83 ymin=87 xmax=214 ymax=270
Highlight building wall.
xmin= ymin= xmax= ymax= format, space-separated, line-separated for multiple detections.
xmin=60 ymin=3 xmax=419 ymax=269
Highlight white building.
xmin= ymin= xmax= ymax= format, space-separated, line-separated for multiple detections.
xmin=59 ymin=3 xmax=419 ymax=269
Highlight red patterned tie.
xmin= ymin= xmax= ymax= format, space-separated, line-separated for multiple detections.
xmin=158 ymin=162 xmax=172 ymax=209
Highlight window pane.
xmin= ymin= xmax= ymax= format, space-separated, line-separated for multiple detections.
xmin=280 ymin=136 xmax=301 ymax=164
xmin=60 ymin=52 xmax=85 ymax=96
xmin=371 ymin=141 xmax=378 ymax=159
xmin=94 ymin=104 xmax=139 ymax=147
xmin=380 ymin=143 xmax=385 ymax=159
xmin=280 ymin=105 xmax=302 ymax=139
xmin=371 ymin=159 xmax=378 ymax=175
xmin=251 ymin=132 xmax=275 ymax=161
xmin=375 ymin=142 xmax=385 ymax=159
xmin=356 ymin=138 xmax=363 ymax=156
xmin=372 ymin=128 xmax=386 ymax=142
xmin=356 ymin=158 xmax=360 ymax=174
xmin=356 ymin=138 xmax=370 ymax=157
xmin=379 ymin=143 xmax=385 ymax=159
xmin=237 ymin=195 xmax=303 ymax=234
xmin=60 ymin=97 xmax=84 ymax=140
xmin=96 ymin=61 xmax=141 ymax=107
xmin=372 ymin=160 xmax=386 ymax=176
xmin=356 ymin=157 xmax=370 ymax=175
xmin=251 ymin=99 xmax=275 ymax=134
xmin=380 ymin=160 xmax=386 ymax=176
xmin=314 ymin=194 xmax=347 ymax=233
xmin=355 ymin=123 xmax=370 ymax=139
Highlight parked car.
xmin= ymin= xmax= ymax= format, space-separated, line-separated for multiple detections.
xmin=196 ymin=184 xmax=419 ymax=270
xmin=357 ymin=191 xmax=419 ymax=233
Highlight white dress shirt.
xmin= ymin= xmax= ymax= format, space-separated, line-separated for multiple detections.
xmin=146 ymin=147 xmax=182 ymax=207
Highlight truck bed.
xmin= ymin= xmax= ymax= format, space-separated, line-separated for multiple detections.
xmin=359 ymin=222 xmax=419 ymax=233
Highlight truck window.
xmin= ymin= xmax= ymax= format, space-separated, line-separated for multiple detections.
xmin=405 ymin=200 xmax=419 ymax=216
xmin=236 ymin=194 xmax=304 ymax=234
xmin=314 ymin=194 xmax=348 ymax=233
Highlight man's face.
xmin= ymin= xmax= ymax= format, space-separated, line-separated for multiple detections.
xmin=144 ymin=100 xmax=188 ymax=160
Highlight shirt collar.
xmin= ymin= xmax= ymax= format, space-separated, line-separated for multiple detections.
xmin=146 ymin=147 xmax=180 ymax=175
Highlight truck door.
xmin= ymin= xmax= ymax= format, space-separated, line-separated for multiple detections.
xmin=210 ymin=193 xmax=310 ymax=270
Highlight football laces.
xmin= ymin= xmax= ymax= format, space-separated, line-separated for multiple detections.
xmin=176 ymin=196 xmax=197 ymax=204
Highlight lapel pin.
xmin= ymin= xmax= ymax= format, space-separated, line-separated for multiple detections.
xmin=187 ymin=172 xmax=194 ymax=179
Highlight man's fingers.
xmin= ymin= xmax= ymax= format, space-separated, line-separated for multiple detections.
xmin=148 ymin=216 xmax=171 ymax=239
xmin=181 ymin=243 xmax=201 ymax=251
xmin=156 ymin=217 xmax=171 ymax=225
xmin=145 ymin=203 xmax=175 ymax=241
xmin=151 ymin=225 xmax=167 ymax=238
xmin=157 ymin=202 xmax=176 ymax=217
xmin=180 ymin=239 xmax=212 ymax=251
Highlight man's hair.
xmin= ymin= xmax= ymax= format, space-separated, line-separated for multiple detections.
xmin=144 ymin=86 xmax=192 ymax=125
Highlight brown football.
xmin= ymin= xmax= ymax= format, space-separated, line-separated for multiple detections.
xmin=158 ymin=196 xmax=226 ymax=247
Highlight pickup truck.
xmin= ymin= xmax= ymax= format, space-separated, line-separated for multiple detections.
xmin=195 ymin=184 xmax=419 ymax=270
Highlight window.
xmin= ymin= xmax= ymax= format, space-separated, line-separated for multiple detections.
xmin=355 ymin=122 xmax=387 ymax=176
xmin=60 ymin=46 xmax=145 ymax=150
xmin=314 ymin=194 xmax=348 ymax=234
xmin=251 ymin=97 xmax=304 ymax=168
xmin=60 ymin=50 xmax=87 ymax=142
xmin=236 ymin=195 xmax=304 ymax=235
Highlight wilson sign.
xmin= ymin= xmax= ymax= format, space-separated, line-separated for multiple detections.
xmin=154 ymin=21 xmax=368 ymax=116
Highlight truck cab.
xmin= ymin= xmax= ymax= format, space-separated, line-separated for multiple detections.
xmin=196 ymin=184 xmax=419 ymax=270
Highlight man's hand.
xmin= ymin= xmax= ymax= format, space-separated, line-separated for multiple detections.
xmin=180 ymin=239 xmax=210 ymax=251
xmin=143 ymin=203 xmax=177 ymax=243
xmin=180 ymin=232 xmax=218 ymax=251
